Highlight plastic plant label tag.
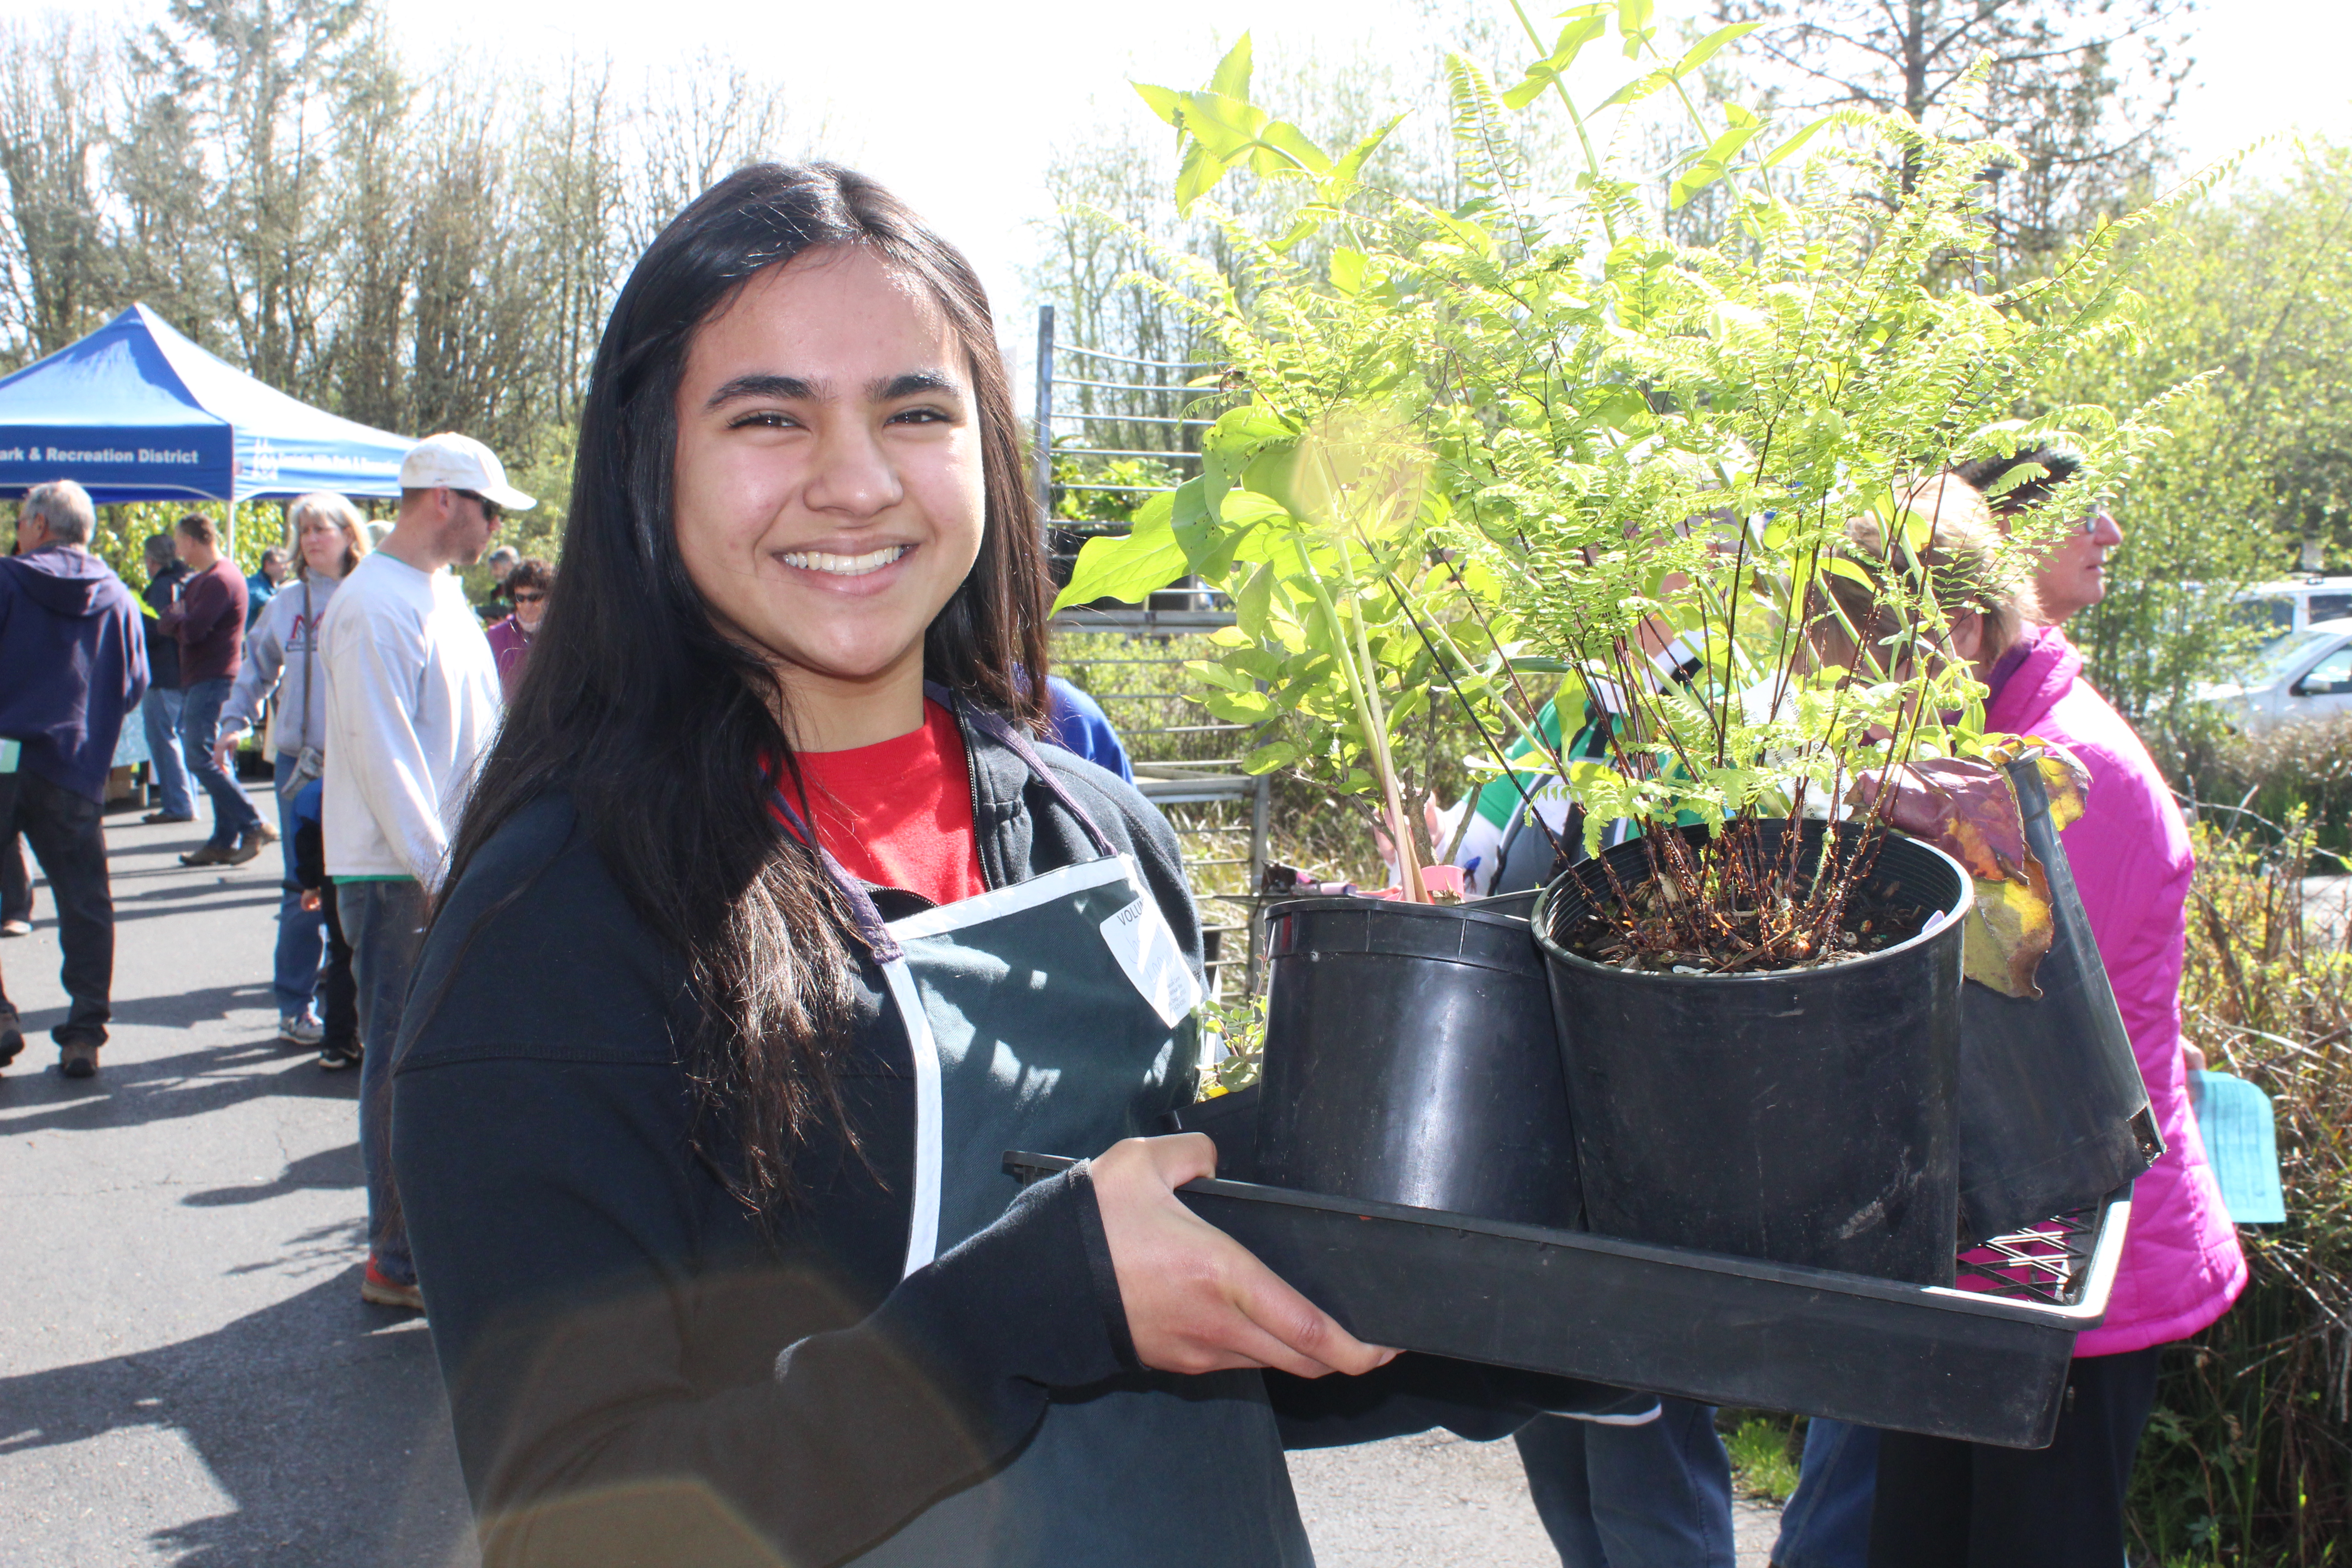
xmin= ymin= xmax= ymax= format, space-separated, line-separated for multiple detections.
xmin=2192 ymin=1070 xmax=2287 ymax=1225
xmin=1100 ymin=889 xmax=1201 ymax=1030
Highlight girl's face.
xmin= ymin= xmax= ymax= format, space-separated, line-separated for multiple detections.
xmin=299 ymin=516 xmax=348 ymax=580
xmin=671 ymin=247 xmax=987 ymax=745
xmin=512 ymin=583 xmax=547 ymax=633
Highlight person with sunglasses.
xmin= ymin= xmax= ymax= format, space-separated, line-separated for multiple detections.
xmin=317 ymin=431 xmax=532 ymax=1310
xmin=484 ymin=557 xmax=552 ymax=702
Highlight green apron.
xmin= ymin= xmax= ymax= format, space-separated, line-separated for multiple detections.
xmin=787 ymin=706 xmax=1315 ymax=1567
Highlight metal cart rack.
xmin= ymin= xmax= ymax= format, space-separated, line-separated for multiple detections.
xmin=1036 ymin=308 xmax=1271 ymax=998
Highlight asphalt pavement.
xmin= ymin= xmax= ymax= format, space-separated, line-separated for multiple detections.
xmin=0 ymin=789 xmax=1776 ymax=1566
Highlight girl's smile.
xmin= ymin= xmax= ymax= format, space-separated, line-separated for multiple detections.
xmin=671 ymin=245 xmax=987 ymax=750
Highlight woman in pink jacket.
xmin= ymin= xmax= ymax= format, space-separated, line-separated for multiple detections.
xmin=1862 ymin=460 xmax=2247 ymax=1565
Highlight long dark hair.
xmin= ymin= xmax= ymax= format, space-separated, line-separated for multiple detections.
xmin=438 ymin=163 xmax=1049 ymax=1213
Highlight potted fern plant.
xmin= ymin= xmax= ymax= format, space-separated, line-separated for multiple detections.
xmin=1053 ymin=37 xmax=1586 ymax=1226
xmin=1379 ymin=12 xmax=2177 ymax=1280
xmin=1073 ymin=12 xmax=2177 ymax=1272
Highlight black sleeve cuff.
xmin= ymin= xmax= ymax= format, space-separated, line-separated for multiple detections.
xmin=865 ymin=1161 xmax=1135 ymax=1423
xmin=1266 ymin=1353 xmax=1655 ymax=1448
xmin=1069 ymin=1159 xmax=1140 ymax=1372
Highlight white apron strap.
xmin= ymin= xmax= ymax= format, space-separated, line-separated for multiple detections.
xmin=884 ymin=954 xmax=945 ymax=1278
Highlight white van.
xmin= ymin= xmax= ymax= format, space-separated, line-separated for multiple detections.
xmin=2234 ymin=577 xmax=2352 ymax=644
xmin=2197 ymin=617 xmax=2352 ymax=733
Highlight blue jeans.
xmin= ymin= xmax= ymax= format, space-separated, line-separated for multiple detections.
xmin=270 ymin=755 xmax=325 ymax=1018
xmin=344 ymin=878 xmax=426 ymax=1286
xmin=179 ymin=678 xmax=263 ymax=848
xmin=1772 ymin=1419 xmax=1878 ymax=1568
xmin=1515 ymin=1400 xmax=1736 ymax=1568
xmin=142 ymin=686 xmax=193 ymax=818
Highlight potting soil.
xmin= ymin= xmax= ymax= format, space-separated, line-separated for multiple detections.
xmin=1557 ymin=873 xmax=1932 ymax=976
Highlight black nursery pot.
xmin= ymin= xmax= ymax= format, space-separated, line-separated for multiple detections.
xmin=1160 ymin=1083 xmax=1264 ymax=1177
xmin=1253 ymin=894 xmax=1583 ymax=1229
xmin=1956 ymin=760 xmax=2162 ymax=1242
xmin=1531 ymin=821 xmax=1972 ymax=1286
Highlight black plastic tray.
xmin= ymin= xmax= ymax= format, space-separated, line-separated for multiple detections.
xmin=1009 ymin=1149 xmax=2128 ymax=1449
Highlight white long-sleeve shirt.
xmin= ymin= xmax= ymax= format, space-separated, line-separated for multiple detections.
xmin=319 ymin=551 xmax=502 ymax=886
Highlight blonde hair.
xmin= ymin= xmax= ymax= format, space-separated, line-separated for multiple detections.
xmin=286 ymin=492 xmax=370 ymax=580
xmin=1820 ymin=473 xmax=2041 ymax=671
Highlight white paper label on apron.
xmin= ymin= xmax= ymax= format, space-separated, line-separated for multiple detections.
xmin=1099 ymin=892 xmax=1201 ymax=1030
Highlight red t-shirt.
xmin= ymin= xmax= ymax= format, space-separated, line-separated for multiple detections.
xmin=772 ymin=700 xmax=988 ymax=906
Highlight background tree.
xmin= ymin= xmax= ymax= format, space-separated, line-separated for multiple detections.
xmin=622 ymin=52 xmax=808 ymax=260
xmin=138 ymin=0 xmax=368 ymax=397
xmin=0 ymin=0 xmax=810 ymax=560
xmin=0 ymin=19 xmax=118 ymax=356
xmin=110 ymin=43 xmax=224 ymax=348
xmin=323 ymin=17 xmax=414 ymax=435
xmin=2052 ymin=138 xmax=2352 ymax=763
xmin=1712 ymin=0 xmax=2199 ymax=268
xmin=517 ymin=57 xmax=627 ymax=430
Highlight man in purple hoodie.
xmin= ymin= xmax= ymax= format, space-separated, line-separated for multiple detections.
xmin=0 ymin=480 xmax=148 ymax=1078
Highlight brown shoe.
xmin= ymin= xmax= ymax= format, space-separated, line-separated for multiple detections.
xmin=228 ymin=823 xmax=279 ymax=864
xmin=59 ymin=1040 xmax=98 ymax=1078
xmin=180 ymin=843 xmax=236 ymax=867
xmin=0 ymin=1011 xmax=22 ymax=1069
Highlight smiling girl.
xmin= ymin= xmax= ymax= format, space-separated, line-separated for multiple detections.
xmin=390 ymin=165 xmax=1626 ymax=1568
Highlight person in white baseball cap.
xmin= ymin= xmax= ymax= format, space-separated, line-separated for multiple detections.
xmin=314 ymin=430 xmax=530 ymax=1309
xmin=397 ymin=431 xmax=537 ymax=517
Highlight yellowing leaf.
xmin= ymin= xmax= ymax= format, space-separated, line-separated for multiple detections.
xmin=1977 ymin=735 xmax=2094 ymax=832
xmin=2033 ymin=748 xmax=2091 ymax=831
xmin=1849 ymin=755 xmax=2061 ymax=997
xmin=1963 ymin=860 xmax=2057 ymax=1000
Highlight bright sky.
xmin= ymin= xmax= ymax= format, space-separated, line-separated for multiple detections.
xmin=375 ymin=0 xmax=2352 ymax=314
xmin=24 ymin=0 xmax=2352 ymax=392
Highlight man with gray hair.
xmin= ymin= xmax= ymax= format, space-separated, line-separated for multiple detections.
xmin=477 ymin=543 xmax=519 ymax=623
xmin=0 ymin=480 xmax=147 ymax=1077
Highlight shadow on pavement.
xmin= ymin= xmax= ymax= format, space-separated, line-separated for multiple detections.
xmin=184 ymin=1142 xmax=362 ymax=1208
xmin=0 ymin=1272 xmax=478 ymax=1567
xmin=110 ymin=893 xmax=287 ymax=926
xmin=107 ymin=981 xmax=285 ymax=1032
xmin=0 ymin=980 xmax=278 ymax=1042
xmin=0 ymin=1032 xmax=353 ymax=1139
xmin=111 ymin=876 xmax=285 ymax=903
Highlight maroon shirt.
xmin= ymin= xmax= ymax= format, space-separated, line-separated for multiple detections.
xmin=157 ymin=558 xmax=248 ymax=687
xmin=485 ymin=614 xmax=532 ymax=703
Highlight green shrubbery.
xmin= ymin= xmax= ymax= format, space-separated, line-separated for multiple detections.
xmin=2190 ymin=718 xmax=2352 ymax=867
xmin=2130 ymin=820 xmax=2352 ymax=1563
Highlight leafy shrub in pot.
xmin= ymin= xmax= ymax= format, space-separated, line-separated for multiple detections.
xmin=1072 ymin=10 xmax=2184 ymax=1251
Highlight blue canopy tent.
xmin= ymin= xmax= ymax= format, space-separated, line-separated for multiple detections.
xmin=0 ymin=302 xmax=413 ymax=515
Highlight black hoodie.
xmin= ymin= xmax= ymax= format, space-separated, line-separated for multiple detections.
xmin=0 ymin=544 xmax=148 ymax=800
xmin=392 ymin=710 xmax=1638 ymax=1568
